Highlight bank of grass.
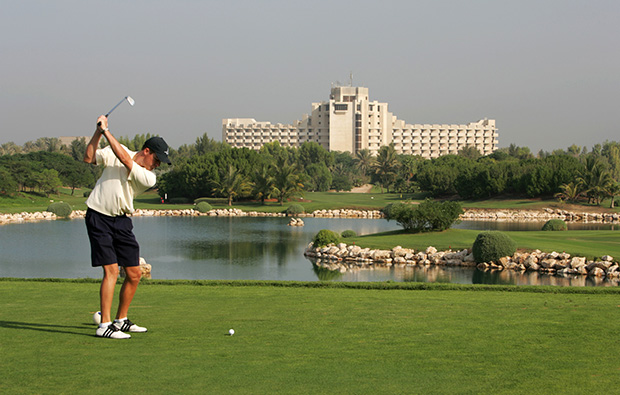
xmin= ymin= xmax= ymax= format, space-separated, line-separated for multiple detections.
xmin=349 ymin=229 xmax=620 ymax=260
xmin=1 ymin=279 xmax=619 ymax=394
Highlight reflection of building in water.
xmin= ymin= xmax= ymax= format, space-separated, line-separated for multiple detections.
xmin=223 ymin=85 xmax=498 ymax=159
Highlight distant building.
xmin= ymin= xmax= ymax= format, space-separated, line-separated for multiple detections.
xmin=58 ymin=136 xmax=89 ymax=146
xmin=223 ymin=86 xmax=498 ymax=158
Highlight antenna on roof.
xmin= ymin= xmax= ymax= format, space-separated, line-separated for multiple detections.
xmin=349 ymin=71 xmax=353 ymax=87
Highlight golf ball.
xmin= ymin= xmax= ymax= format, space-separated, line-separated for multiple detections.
xmin=229 ymin=329 xmax=235 ymax=336
xmin=93 ymin=311 xmax=101 ymax=325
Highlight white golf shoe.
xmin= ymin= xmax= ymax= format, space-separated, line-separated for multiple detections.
xmin=95 ymin=323 xmax=131 ymax=339
xmin=113 ymin=318 xmax=147 ymax=333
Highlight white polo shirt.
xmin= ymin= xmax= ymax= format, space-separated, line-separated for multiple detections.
xmin=85 ymin=145 xmax=157 ymax=216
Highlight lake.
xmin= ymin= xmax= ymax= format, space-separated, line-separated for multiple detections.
xmin=0 ymin=216 xmax=618 ymax=286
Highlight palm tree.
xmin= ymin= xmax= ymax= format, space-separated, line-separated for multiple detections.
xmin=373 ymin=144 xmax=399 ymax=193
xmin=213 ymin=164 xmax=251 ymax=206
xmin=576 ymin=156 xmax=613 ymax=205
xmin=607 ymin=182 xmax=620 ymax=208
xmin=554 ymin=182 xmax=582 ymax=202
xmin=355 ymin=149 xmax=375 ymax=183
xmin=252 ymin=164 xmax=276 ymax=205
xmin=273 ymin=158 xmax=304 ymax=205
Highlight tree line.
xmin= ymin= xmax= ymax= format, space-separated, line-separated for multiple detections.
xmin=2 ymin=134 xmax=620 ymax=207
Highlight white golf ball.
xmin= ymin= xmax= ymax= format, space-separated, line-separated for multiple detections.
xmin=93 ymin=311 xmax=101 ymax=325
xmin=229 ymin=329 xmax=235 ymax=336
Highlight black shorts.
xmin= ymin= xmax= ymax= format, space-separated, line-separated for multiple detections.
xmin=85 ymin=208 xmax=140 ymax=267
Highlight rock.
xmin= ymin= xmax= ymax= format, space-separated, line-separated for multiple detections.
xmin=426 ymin=246 xmax=437 ymax=255
xmin=569 ymin=257 xmax=587 ymax=269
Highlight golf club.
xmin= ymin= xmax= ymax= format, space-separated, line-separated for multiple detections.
xmin=105 ymin=96 xmax=135 ymax=118
xmin=98 ymin=96 xmax=134 ymax=127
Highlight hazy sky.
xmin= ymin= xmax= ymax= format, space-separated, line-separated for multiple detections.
xmin=1 ymin=0 xmax=618 ymax=153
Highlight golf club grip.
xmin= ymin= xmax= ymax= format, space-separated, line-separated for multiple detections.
xmin=97 ymin=115 xmax=109 ymax=127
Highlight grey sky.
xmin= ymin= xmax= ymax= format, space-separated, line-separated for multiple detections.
xmin=1 ymin=0 xmax=618 ymax=154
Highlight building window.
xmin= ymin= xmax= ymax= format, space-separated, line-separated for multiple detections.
xmin=334 ymin=104 xmax=348 ymax=111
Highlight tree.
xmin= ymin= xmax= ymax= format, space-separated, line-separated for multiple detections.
xmin=273 ymin=158 xmax=304 ymax=205
xmin=0 ymin=167 xmax=17 ymax=194
xmin=304 ymin=163 xmax=332 ymax=192
xmin=70 ymin=138 xmax=87 ymax=162
xmin=213 ymin=164 xmax=251 ymax=206
xmin=373 ymin=144 xmax=399 ymax=193
xmin=554 ymin=182 xmax=582 ymax=203
xmin=355 ymin=149 xmax=375 ymax=184
xmin=576 ymin=155 xmax=613 ymax=205
xmin=37 ymin=169 xmax=62 ymax=197
xmin=458 ymin=146 xmax=481 ymax=160
xmin=251 ymin=164 xmax=276 ymax=205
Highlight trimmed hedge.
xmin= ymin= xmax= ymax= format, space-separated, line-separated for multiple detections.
xmin=195 ymin=202 xmax=213 ymax=213
xmin=542 ymin=219 xmax=568 ymax=231
xmin=286 ymin=204 xmax=305 ymax=215
xmin=312 ymin=229 xmax=340 ymax=248
xmin=472 ymin=231 xmax=517 ymax=263
xmin=46 ymin=202 xmax=72 ymax=218
xmin=341 ymin=230 xmax=357 ymax=238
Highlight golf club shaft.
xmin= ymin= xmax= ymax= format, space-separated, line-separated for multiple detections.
xmin=105 ymin=98 xmax=127 ymax=117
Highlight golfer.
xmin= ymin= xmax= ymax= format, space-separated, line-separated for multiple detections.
xmin=84 ymin=115 xmax=171 ymax=339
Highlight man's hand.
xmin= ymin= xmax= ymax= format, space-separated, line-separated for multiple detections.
xmin=97 ymin=115 xmax=109 ymax=132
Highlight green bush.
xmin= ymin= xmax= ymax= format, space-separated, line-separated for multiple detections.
xmin=542 ymin=219 xmax=568 ymax=231
xmin=83 ymin=190 xmax=90 ymax=198
xmin=385 ymin=199 xmax=462 ymax=233
xmin=286 ymin=204 xmax=305 ymax=215
xmin=46 ymin=202 xmax=72 ymax=218
xmin=341 ymin=230 xmax=357 ymax=238
xmin=472 ymin=231 xmax=517 ymax=263
xmin=312 ymin=229 xmax=340 ymax=248
xmin=195 ymin=202 xmax=213 ymax=213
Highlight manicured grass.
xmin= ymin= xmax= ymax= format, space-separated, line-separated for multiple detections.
xmin=1 ymin=280 xmax=619 ymax=394
xmin=350 ymin=229 xmax=620 ymax=259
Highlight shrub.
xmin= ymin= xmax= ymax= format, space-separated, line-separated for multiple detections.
xmin=385 ymin=200 xmax=462 ymax=233
xmin=169 ymin=197 xmax=190 ymax=204
xmin=195 ymin=202 xmax=212 ymax=213
xmin=472 ymin=231 xmax=517 ymax=263
xmin=542 ymin=219 xmax=568 ymax=231
xmin=46 ymin=202 xmax=72 ymax=218
xmin=286 ymin=204 xmax=305 ymax=215
xmin=312 ymin=229 xmax=340 ymax=248
xmin=83 ymin=190 xmax=90 ymax=198
xmin=341 ymin=230 xmax=357 ymax=238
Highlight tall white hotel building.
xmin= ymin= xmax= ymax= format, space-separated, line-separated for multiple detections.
xmin=222 ymin=86 xmax=498 ymax=159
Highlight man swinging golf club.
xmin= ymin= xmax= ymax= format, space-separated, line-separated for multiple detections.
xmin=84 ymin=111 xmax=171 ymax=339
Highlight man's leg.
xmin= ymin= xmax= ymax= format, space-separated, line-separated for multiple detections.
xmin=116 ymin=265 xmax=141 ymax=320
xmin=100 ymin=264 xmax=119 ymax=324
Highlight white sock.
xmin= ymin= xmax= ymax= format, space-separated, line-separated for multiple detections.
xmin=99 ymin=322 xmax=112 ymax=328
xmin=115 ymin=317 xmax=127 ymax=322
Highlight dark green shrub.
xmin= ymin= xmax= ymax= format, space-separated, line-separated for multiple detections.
xmin=386 ymin=199 xmax=462 ymax=233
xmin=46 ymin=202 xmax=72 ymax=218
xmin=169 ymin=197 xmax=190 ymax=204
xmin=341 ymin=230 xmax=357 ymax=238
xmin=286 ymin=204 xmax=305 ymax=215
xmin=472 ymin=231 xmax=517 ymax=263
xmin=312 ymin=229 xmax=340 ymax=247
xmin=83 ymin=190 xmax=90 ymax=198
xmin=542 ymin=219 xmax=568 ymax=231
xmin=195 ymin=202 xmax=213 ymax=213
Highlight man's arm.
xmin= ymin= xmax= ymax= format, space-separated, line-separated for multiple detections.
xmin=84 ymin=115 xmax=134 ymax=172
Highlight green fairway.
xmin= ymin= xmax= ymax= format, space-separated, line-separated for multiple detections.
xmin=1 ymin=280 xmax=619 ymax=394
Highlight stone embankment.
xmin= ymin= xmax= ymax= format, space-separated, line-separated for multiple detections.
xmin=0 ymin=208 xmax=383 ymax=224
xmin=462 ymin=208 xmax=620 ymax=223
xmin=304 ymin=243 xmax=620 ymax=280
xmin=2 ymin=207 xmax=619 ymax=225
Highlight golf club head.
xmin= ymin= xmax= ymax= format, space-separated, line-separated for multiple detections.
xmin=126 ymin=96 xmax=135 ymax=107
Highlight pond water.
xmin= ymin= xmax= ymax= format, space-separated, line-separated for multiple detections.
xmin=0 ymin=216 xmax=617 ymax=286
